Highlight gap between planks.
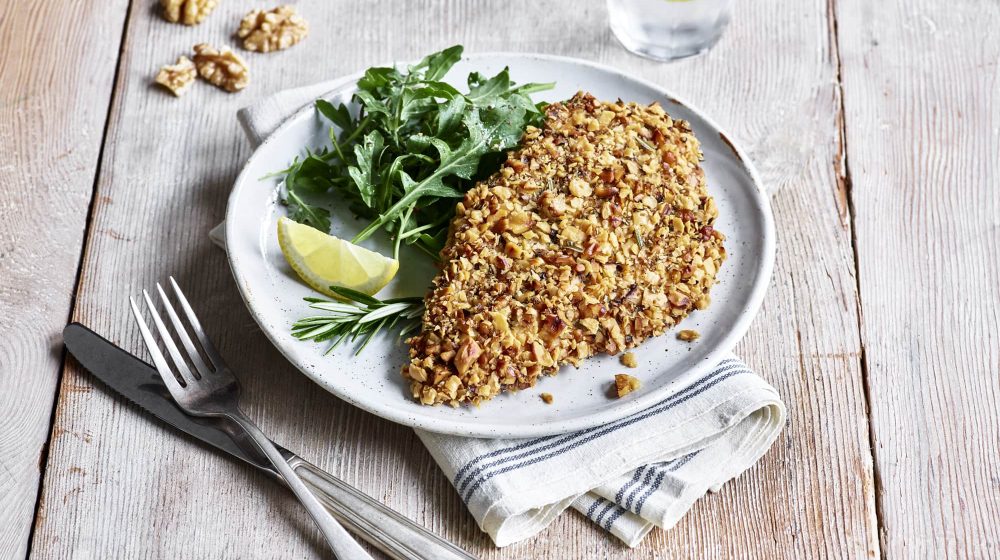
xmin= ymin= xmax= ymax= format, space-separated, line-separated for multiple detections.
xmin=825 ymin=1 xmax=886 ymax=558
xmin=24 ymin=0 xmax=139 ymax=556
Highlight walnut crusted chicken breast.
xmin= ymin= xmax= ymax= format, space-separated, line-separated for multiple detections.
xmin=403 ymin=92 xmax=726 ymax=406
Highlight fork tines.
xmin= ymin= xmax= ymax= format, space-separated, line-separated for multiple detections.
xmin=128 ymin=277 xmax=223 ymax=391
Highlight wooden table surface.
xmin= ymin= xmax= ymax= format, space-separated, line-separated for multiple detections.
xmin=2 ymin=0 xmax=997 ymax=558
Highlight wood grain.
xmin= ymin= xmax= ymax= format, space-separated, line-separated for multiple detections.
xmin=0 ymin=0 xmax=129 ymax=556
xmin=30 ymin=0 xmax=878 ymax=557
xmin=836 ymin=1 xmax=1000 ymax=556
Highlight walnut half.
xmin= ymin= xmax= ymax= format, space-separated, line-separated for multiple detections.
xmin=161 ymin=0 xmax=218 ymax=25
xmin=155 ymin=56 xmax=196 ymax=97
xmin=192 ymin=44 xmax=249 ymax=92
xmin=237 ymin=6 xmax=309 ymax=53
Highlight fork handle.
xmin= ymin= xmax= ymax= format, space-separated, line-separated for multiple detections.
xmin=227 ymin=411 xmax=373 ymax=559
xmin=283 ymin=454 xmax=478 ymax=560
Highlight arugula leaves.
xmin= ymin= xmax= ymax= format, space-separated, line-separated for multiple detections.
xmin=279 ymin=45 xmax=553 ymax=260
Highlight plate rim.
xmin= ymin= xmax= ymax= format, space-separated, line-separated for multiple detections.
xmin=226 ymin=52 xmax=776 ymax=438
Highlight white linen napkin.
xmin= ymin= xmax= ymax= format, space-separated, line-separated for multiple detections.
xmin=213 ymin=83 xmax=786 ymax=548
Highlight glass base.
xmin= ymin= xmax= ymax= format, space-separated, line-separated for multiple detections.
xmin=609 ymin=19 xmax=725 ymax=62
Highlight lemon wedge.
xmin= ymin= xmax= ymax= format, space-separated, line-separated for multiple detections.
xmin=277 ymin=217 xmax=399 ymax=298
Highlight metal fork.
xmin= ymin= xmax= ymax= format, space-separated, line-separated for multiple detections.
xmin=129 ymin=277 xmax=372 ymax=559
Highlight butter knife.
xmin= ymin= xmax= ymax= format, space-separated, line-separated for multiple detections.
xmin=63 ymin=322 xmax=476 ymax=560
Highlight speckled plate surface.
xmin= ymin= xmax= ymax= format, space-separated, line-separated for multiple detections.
xmin=226 ymin=53 xmax=774 ymax=438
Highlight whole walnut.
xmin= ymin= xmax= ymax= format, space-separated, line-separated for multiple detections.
xmin=192 ymin=44 xmax=249 ymax=92
xmin=237 ymin=6 xmax=309 ymax=53
xmin=155 ymin=56 xmax=197 ymax=96
xmin=161 ymin=0 xmax=218 ymax=25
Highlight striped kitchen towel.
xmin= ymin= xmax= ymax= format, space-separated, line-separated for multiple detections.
xmin=218 ymin=83 xmax=787 ymax=548
xmin=417 ymin=356 xmax=785 ymax=547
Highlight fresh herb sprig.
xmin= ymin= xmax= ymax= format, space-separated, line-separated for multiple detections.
xmin=279 ymin=45 xmax=554 ymax=261
xmin=291 ymin=286 xmax=425 ymax=355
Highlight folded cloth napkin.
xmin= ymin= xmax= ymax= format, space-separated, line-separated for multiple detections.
xmin=213 ymin=82 xmax=786 ymax=548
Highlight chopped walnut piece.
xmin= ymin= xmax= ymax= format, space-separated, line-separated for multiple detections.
xmin=454 ymin=339 xmax=482 ymax=375
xmin=540 ymin=393 xmax=554 ymax=404
xmin=192 ymin=44 xmax=249 ymax=92
xmin=620 ymin=352 xmax=638 ymax=369
xmin=403 ymin=93 xmax=725 ymax=406
xmin=237 ymin=6 xmax=309 ymax=53
xmin=406 ymin=364 xmax=428 ymax=383
xmin=420 ymin=386 xmax=437 ymax=405
xmin=614 ymin=374 xmax=641 ymax=398
xmin=677 ymin=329 xmax=700 ymax=342
xmin=161 ymin=0 xmax=217 ymax=25
xmin=443 ymin=375 xmax=463 ymax=400
xmin=154 ymin=56 xmax=196 ymax=97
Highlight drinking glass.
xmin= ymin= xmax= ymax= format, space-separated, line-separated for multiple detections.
xmin=607 ymin=0 xmax=733 ymax=62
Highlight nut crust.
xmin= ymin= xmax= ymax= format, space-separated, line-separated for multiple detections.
xmin=403 ymin=92 xmax=726 ymax=406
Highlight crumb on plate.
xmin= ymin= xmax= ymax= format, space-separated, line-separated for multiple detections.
xmin=677 ymin=329 xmax=700 ymax=342
xmin=614 ymin=373 xmax=641 ymax=398
xmin=620 ymin=351 xmax=638 ymax=368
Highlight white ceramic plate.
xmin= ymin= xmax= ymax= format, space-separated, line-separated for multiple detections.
xmin=226 ymin=53 xmax=774 ymax=438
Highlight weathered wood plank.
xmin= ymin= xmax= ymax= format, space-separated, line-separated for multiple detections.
xmin=31 ymin=0 xmax=877 ymax=557
xmin=0 ymin=0 xmax=129 ymax=556
xmin=836 ymin=1 xmax=1000 ymax=556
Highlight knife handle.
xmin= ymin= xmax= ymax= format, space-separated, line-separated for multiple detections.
xmin=284 ymin=454 xmax=478 ymax=560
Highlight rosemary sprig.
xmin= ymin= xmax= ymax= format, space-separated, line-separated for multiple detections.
xmin=291 ymin=286 xmax=424 ymax=355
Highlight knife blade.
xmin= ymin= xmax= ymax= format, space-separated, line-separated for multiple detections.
xmin=63 ymin=322 xmax=275 ymax=469
xmin=63 ymin=322 xmax=476 ymax=560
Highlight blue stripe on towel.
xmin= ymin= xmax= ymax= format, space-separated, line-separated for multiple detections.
xmin=630 ymin=451 xmax=698 ymax=517
xmin=458 ymin=363 xmax=746 ymax=502
xmin=454 ymin=359 xmax=740 ymax=493
xmin=622 ymin=456 xmax=678 ymax=512
xmin=451 ymin=434 xmax=560 ymax=487
xmin=453 ymin=357 xmax=742 ymax=493
xmin=580 ymin=452 xmax=703 ymax=532
xmin=458 ymin=361 xmax=749 ymax=503
xmin=624 ymin=465 xmax=658 ymax=511
xmin=594 ymin=498 xmax=618 ymax=526
xmin=615 ymin=466 xmax=648 ymax=508
xmin=601 ymin=451 xmax=701 ymax=530
xmin=586 ymin=497 xmax=609 ymax=519
xmin=586 ymin=497 xmax=628 ymax=529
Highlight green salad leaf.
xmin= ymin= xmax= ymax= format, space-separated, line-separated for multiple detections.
xmin=278 ymin=45 xmax=553 ymax=260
